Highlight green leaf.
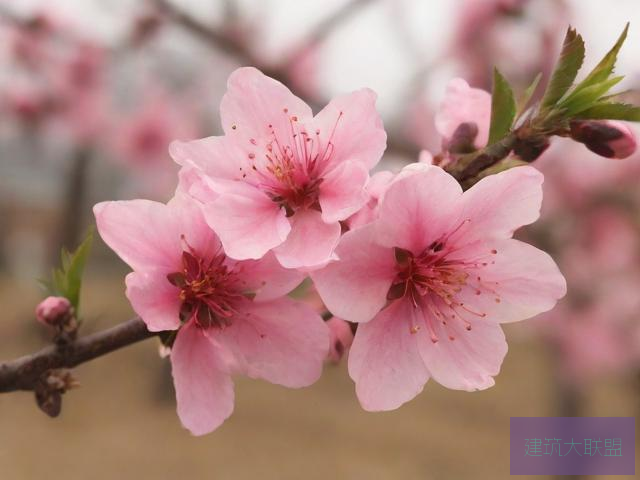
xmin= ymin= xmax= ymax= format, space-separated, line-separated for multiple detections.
xmin=540 ymin=27 xmax=585 ymax=109
xmin=560 ymin=75 xmax=624 ymax=116
xmin=576 ymin=102 xmax=640 ymax=121
xmin=488 ymin=68 xmax=516 ymax=145
xmin=47 ymin=229 xmax=94 ymax=312
xmin=572 ymin=23 xmax=629 ymax=94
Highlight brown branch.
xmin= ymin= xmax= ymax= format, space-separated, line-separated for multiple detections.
xmin=0 ymin=317 xmax=157 ymax=393
xmin=153 ymin=0 xmax=260 ymax=67
xmin=446 ymin=133 xmax=518 ymax=183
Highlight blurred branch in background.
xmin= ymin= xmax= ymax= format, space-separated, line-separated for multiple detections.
xmin=153 ymin=0 xmax=421 ymax=160
xmin=50 ymin=148 xmax=92 ymax=265
xmin=281 ymin=0 xmax=375 ymax=67
xmin=154 ymin=0 xmax=375 ymax=87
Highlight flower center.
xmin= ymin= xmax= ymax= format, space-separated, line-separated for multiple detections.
xmin=237 ymin=109 xmax=343 ymax=215
xmin=167 ymin=241 xmax=246 ymax=329
xmin=388 ymin=230 xmax=501 ymax=343
xmin=387 ymin=245 xmax=470 ymax=305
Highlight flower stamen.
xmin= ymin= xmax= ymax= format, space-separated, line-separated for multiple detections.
xmin=167 ymin=240 xmax=247 ymax=329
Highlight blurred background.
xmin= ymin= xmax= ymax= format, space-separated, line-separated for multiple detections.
xmin=1 ymin=0 xmax=640 ymax=478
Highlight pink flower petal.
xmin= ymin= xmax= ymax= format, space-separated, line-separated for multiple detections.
xmin=375 ymin=166 xmax=462 ymax=253
xmin=234 ymin=252 xmax=305 ymax=301
xmin=273 ymin=209 xmax=341 ymax=269
xmin=312 ymin=88 xmax=386 ymax=171
xmin=348 ymin=299 xmax=430 ymax=411
xmin=311 ymin=224 xmax=396 ymax=323
xmin=202 ymin=183 xmax=291 ymax=260
xmin=418 ymin=150 xmax=434 ymax=164
xmin=93 ymin=200 xmax=181 ymax=272
xmin=125 ymin=271 xmax=181 ymax=332
xmin=435 ymin=78 xmax=491 ymax=148
xmin=416 ymin=303 xmax=507 ymax=391
xmin=367 ymin=170 xmax=395 ymax=199
xmin=452 ymin=239 xmax=567 ymax=323
xmin=169 ymin=135 xmax=243 ymax=180
xmin=457 ymin=166 xmax=543 ymax=245
xmin=169 ymin=193 xmax=223 ymax=261
xmin=218 ymin=297 xmax=329 ymax=387
xmin=176 ymin=167 xmax=219 ymax=204
xmin=319 ymin=160 xmax=369 ymax=223
xmin=171 ymin=321 xmax=235 ymax=435
xmin=345 ymin=170 xmax=396 ymax=229
xmin=220 ymin=67 xmax=313 ymax=143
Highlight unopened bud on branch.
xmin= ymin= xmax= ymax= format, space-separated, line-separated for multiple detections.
xmin=35 ymin=296 xmax=73 ymax=327
xmin=569 ymin=120 xmax=637 ymax=159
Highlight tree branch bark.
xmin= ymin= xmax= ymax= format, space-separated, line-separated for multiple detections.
xmin=0 ymin=317 xmax=157 ymax=393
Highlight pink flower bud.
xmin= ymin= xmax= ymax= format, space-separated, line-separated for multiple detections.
xmin=326 ymin=317 xmax=354 ymax=363
xmin=35 ymin=296 xmax=72 ymax=327
xmin=569 ymin=120 xmax=637 ymax=159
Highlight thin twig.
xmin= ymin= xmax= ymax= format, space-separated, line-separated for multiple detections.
xmin=281 ymin=0 xmax=376 ymax=68
xmin=0 ymin=317 xmax=156 ymax=393
xmin=153 ymin=0 xmax=259 ymax=66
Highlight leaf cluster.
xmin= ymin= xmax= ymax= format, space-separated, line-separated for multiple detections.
xmin=41 ymin=230 xmax=94 ymax=313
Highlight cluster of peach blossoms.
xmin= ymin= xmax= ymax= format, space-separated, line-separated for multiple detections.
xmin=93 ymin=67 xmax=571 ymax=435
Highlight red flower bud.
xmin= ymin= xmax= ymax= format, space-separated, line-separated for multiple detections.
xmin=569 ymin=120 xmax=637 ymax=159
xmin=35 ymin=296 xmax=73 ymax=327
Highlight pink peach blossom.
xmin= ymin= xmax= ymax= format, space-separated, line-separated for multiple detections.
xmin=2 ymin=83 xmax=54 ymax=125
xmin=346 ymin=159 xmax=433 ymax=230
xmin=311 ymin=164 xmax=566 ymax=410
xmin=402 ymin=96 xmax=441 ymax=153
xmin=535 ymin=299 xmax=637 ymax=385
xmin=170 ymin=67 xmax=386 ymax=269
xmin=451 ymin=0 xmax=566 ymax=88
xmin=56 ymin=43 xmax=105 ymax=96
xmin=44 ymin=42 xmax=110 ymax=145
xmin=94 ymin=195 xmax=329 ymax=435
xmin=346 ymin=170 xmax=395 ymax=230
xmin=286 ymin=43 xmax=322 ymax=100
xmin=435 ymin=78 xmax=491 ymax=151
xmin=535 ymin=138 xmax=640 ymax=213
xmin=6 ymin=12 xmax=57 ymax=67
xmin=111 ymin=89 xmax=200 ymax=168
